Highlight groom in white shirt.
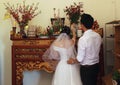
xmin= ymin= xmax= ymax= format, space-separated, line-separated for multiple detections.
xmin=68 ymin=13 xmax=102 ymax=85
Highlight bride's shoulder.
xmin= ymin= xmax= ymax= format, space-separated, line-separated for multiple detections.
xmin=52 ymin=39 xmax=74 ymax=48
xmin=53 ymin=41 xmax=60 ymax=46
xmin=53 ymin=41 xmax=63 ymax=48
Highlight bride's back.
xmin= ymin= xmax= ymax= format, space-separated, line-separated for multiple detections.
xmin=53 ymin=39 xmax=73 ymax=49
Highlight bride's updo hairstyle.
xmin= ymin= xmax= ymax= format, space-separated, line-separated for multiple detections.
xmin=60 ymin=26 xmax=71 ymax=36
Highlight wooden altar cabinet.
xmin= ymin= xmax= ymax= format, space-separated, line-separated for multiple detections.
xmin=11 ymin=36 xmax=104 ymax=85
xmin=11 ymin=38 xmax=55 ymax=85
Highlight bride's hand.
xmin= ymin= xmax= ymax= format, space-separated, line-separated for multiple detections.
xmin=71 ymin=23 xmax=77 ymax=43
xmin=67 ymin=58 xmax=75 ymax=64
xmin=71 ymin=23 xmax=76 ymax=32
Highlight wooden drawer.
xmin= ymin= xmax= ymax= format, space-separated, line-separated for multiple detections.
xmin=12 ymin=45 xmax=49 ymax=61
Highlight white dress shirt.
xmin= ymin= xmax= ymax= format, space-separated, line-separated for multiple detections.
xmin=77 ymin=29 xmax=102 ymax=65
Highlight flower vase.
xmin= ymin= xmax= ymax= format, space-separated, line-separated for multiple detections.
xmin=12 ymin=27 xmax=16 ymax=35
xmin=10 ymin=27 xmax=16 ymax=38
xmin=19 ymin=24 xmax=27 ymax=38
xmin=19 ymin=21 xmax=29 ymax=38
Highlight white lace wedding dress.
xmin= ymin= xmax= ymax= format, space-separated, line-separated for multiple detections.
xmin=52 ymin=46 xmax=83 ymax=85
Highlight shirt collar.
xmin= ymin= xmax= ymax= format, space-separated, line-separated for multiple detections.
xmin=84 ymin=29 xmax=92 ymax=35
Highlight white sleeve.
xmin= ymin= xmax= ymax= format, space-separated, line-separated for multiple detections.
xmin=76 ymin=38 xmax=86 ymax=62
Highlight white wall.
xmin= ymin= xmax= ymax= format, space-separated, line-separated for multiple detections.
xmin=0 ymin=0 xmax=120 ymax=85
xmin=0 ymin=40 xmax=6 ymax=85
xmin=0 ymin=40 xmax=4 ymax=85
xmin=116 ymin=0 xmax=120 ymax=19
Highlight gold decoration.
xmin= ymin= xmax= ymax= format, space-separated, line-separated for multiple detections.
xmin=16 ymin=61 xmax=54 ymax=85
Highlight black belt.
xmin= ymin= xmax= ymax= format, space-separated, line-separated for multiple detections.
xmin=81 ymin=63 xmax=99 ymax=68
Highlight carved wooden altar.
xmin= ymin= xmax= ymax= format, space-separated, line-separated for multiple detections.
xmin=11 ymin=37 xmax=55 ymax=85
xmin=11 ymin=28 xmax=104 ymax=85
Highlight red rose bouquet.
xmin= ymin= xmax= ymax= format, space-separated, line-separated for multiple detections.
xmin=64 ymin=2 xmax=84 ymax=24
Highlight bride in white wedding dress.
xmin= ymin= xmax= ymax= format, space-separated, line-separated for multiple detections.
xmin=42 ymin=26 xmax=82 ymax=85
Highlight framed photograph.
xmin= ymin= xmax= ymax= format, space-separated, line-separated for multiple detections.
xmin=51 ymin=18 xmax=65 ymax=34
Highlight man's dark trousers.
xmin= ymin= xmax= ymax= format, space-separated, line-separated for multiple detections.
xmin=80 ymin=63 xmax=99 ymax=85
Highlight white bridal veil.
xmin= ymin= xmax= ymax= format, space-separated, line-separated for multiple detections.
xmin=42 ymin=33 xmax=77 ymax=70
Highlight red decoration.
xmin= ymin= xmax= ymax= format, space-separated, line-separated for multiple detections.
xmin=4 ymin=1 xmax=41 ymax=35
xmin=64 ymin=2 xmax=84 ymax=24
